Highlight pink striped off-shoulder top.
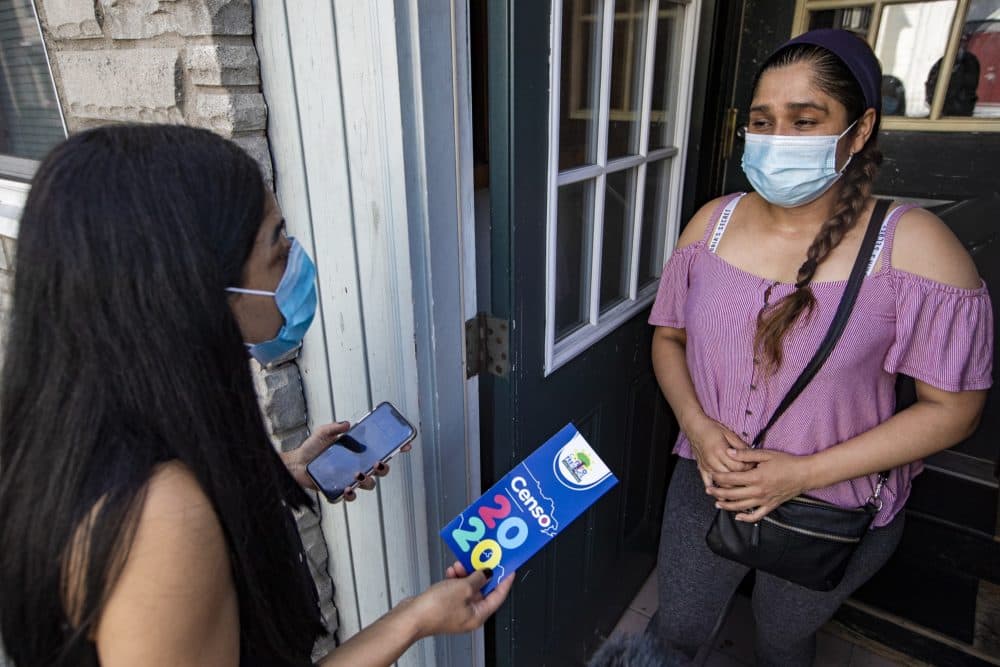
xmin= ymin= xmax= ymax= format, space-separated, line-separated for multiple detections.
xmin=649 ymin=193 xmax=993 ymax=527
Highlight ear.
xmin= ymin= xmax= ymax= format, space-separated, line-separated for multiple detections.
xmin=849 ymin=107 xmax=878 ymax=154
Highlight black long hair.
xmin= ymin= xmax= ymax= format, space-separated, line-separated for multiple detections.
xmin=0 ymin=125 xmax=324 ymax=666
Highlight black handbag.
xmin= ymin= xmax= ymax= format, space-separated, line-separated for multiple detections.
xmin=705 ymin=199 xmax=892 ymax=592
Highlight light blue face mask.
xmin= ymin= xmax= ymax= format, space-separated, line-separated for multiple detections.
xmin=741 ymin=121 xmax=856 ymax=208
xmin=227 ymin=238 xmax=318 ymax=366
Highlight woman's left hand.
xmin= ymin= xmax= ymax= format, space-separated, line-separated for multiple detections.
xmin=706 ymin=448 xmax=812 ymax=522
xmin=280 ymin=421 xmax=409 ymax=498
xmin=280 ymin=421 xmax=350 ymax=490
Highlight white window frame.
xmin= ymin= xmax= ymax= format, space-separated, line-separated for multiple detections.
xmin=0 ymin=180 xmax=29 ymax=239
xmin=544 ymin=0 xmax=701 ymax=375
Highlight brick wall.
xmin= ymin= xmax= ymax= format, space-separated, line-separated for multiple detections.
xmin=0 ymin=1 xmax=337 ymax=662
xmin=39 ymin=0 xmax=272 ymax=183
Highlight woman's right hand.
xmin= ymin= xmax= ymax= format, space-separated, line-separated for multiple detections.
xmin=686 ymin=415 xmax=752 ymax=489
xmin=408 ymin=562 xmax=515 ymax=638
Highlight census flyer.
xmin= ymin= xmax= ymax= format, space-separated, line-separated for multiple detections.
xmin=440 ymin=423 xmax=618 ymax=594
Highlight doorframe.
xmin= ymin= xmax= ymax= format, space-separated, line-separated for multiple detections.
xmin=393 ymin=0 xmax=485 ymax=664
xmin=684 ymin=0 xmax=746 ymax=214
xmin=254 ymin=2 xmax=480 ymax=665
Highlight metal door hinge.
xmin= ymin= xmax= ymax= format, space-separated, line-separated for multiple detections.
xmin=465 ymin=312 xmax=509 ymax=378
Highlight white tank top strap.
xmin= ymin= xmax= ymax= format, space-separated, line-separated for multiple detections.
xmin=707 ymin=192 xmax=747 ymax=254
xmin=865 ymin=202 xmax=916 ymax=275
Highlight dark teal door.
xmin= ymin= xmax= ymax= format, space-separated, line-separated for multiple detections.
xmin=482 ymin=0 xmax=700 ymax=664
xmin=698 ymin=2 xmax=1000 ymax=662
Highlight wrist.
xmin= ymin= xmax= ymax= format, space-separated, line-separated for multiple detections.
xmin=798 ymin=451 xmax=824 ymax=492
xmin=386 ymin=595 xmax=426 ymax=643
xmin=678 ymin=410 xmax=712 ymax=440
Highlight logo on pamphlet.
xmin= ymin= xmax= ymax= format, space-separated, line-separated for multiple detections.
xmin=561 ymin=451 xmax=590 ymax=482
xmin=553 ymin=432 xmax=612 ymax=490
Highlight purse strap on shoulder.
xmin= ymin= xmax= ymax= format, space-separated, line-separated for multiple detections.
xmin=751 ymin=198 xmax=893 ymax=500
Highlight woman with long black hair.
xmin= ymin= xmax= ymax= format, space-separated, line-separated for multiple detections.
xmin=0 ymin=124 xmax=511 ymax=666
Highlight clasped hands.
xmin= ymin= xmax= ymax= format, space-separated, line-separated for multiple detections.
xmin=688 ymin=416 xmax=811 ymax=523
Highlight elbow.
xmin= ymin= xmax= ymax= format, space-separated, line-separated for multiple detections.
xmin=961 ymin=409 xmax=983 ymax=441
xmin=953 ymin=393 xmax=987 ymax=442
xmin=918 ymin=388 xmax=987 ymax=445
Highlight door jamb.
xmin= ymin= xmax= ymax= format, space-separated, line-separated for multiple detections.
xmin=393 ymin=0 xmax=485 ymax=664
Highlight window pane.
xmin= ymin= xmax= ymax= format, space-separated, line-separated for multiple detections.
xmin=875 ymin=1 xmax=957 ymax=118
xmin=647 ymin=0 xmax=684 ymax=150
xmin=807 ymin=7 xmax=872 ymax=38
xmin=0 ymin=2 xmax=64 ymax=162
xmin=962 ymin=3 xmax=1000 ymax=118
xmin=559 ymin=0 xmax=603 ymax=171
xmin=607 ymin=0 xmax=649 ymax=160
xmin=556 ymin=180 xmax=595 ymax=339
xmin=599 ymin=167 xmax=636 ymax=312
xmin=638 ymin=159 xmax=670 ymax=288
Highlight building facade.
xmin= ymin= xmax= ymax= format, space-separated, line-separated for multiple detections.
xmin=2 ymin=1 xmax=997 ymax=666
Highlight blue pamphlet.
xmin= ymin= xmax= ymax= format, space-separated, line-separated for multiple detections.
xmin=440 ymin=423 xmax=618 ymax=594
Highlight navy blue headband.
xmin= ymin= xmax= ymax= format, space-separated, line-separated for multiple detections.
xmin=778 ymin=28 xmax=883 ymax=113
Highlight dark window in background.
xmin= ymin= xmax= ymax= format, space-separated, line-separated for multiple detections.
xmin=801 ymin=0 xmax=1000 ymax=123
xmin=0 ymin=1 xmax=64 ymax=173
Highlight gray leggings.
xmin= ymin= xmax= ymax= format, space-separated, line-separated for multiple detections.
xmin=652 ymin=458 xmax=904 ymax=666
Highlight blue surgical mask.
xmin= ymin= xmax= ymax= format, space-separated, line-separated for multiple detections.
xmin=741 ymin=122 xmax=856 ymax=208
xmin=227 ymin=238 xmax=318 ymax=366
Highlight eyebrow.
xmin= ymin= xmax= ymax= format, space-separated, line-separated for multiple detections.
xmin=750 ymin=101 xmax=830 ymax=113
xmin=271 ymin=218 xmax=286 ymax=245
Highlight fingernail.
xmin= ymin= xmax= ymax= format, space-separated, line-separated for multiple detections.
xmin=728 ymin=448 xmax=737 ymax=455
xmin=355 ymin=473 xmax=366 ymax=482
xmin=714 ymin=502 xmax=721 ymax=509
xmin=483 ymin=568 xmax=493 ymax=579
xmin=375 ymin=462 xmax=387 ymax=472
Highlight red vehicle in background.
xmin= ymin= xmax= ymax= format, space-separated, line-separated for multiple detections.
xmin=968 ymin=19 xmax=1000 ymax=115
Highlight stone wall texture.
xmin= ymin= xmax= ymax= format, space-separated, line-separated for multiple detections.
xmin=36 ymin=0 xmax=272 ymax=183
xmin=0 ymin=1 xmax=336 ymax=662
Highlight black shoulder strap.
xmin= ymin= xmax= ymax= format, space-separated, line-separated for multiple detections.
xmin=752 ymin=198 xmax=892 ymax=448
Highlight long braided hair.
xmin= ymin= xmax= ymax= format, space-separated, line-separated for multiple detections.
xmin=753 ymin=44 xmax=882 ymax=371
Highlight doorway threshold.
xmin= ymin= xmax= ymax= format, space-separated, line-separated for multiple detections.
xmin=603 ymin=573 xmax=912 ymax=666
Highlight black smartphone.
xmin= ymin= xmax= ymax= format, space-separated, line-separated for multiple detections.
xmin=306 ymin=402 xmax=417 ymax=503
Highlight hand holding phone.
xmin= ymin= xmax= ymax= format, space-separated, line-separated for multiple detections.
xmin=306 ymin=402 xmax=417 ymax=503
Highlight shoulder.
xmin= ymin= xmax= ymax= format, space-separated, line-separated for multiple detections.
xmin=890 ymin=207 xmax=982 ymax=289
xmin=94 ymin=462 xmax=239 ymax=665
xmin=123 ymin=462 xmax=224 ymax=554
xmin=143 ymin=460 xmax=214 ymax=512
xmin=677 ymin=193 xmax=743 ymax=250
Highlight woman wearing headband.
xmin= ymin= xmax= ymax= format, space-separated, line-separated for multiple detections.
xmin=648 ymin=29 xmax=991 ymax=664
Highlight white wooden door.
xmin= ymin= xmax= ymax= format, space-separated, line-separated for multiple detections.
xmin=253 ymin=1 xmax=481 ymax=665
